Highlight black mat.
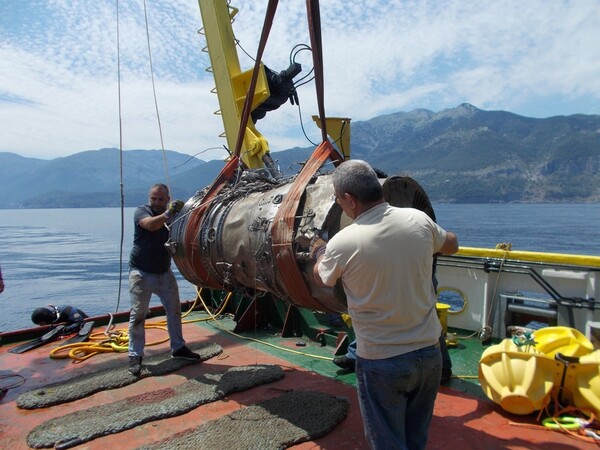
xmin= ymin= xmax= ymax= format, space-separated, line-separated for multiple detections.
xmin=26 ymin=364 xmax=284 ymax=449
xmin=17 ymin=342 xmax=222 ymax=409
xmin=137 ymin=390 xmax=349 ymax=450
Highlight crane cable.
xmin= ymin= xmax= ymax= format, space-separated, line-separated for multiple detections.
xmin=114 ymin=0 xmax=126 ymax=314
xmin=113 ymin=0 xmax=173 ymax=315
xmin=142 ymin=0 xmax=172 ymax=193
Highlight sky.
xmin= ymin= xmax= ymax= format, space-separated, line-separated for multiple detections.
xmin=1 ymin=0 xmax=599 ymax=161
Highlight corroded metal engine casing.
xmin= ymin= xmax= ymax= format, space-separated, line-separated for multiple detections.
xmin=168 ymin=172 xmax=348 ymax=313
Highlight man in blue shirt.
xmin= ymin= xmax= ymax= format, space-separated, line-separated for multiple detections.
xmin=128 ymin=183 xmax=199 ymax=376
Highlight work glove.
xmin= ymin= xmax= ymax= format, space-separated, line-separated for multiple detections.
xmin=309 ymin=235 xmax=327 ymax=261
xmin=165 ymin=200 xmax=184 ymax=219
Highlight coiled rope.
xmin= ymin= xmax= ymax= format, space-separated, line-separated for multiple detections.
xmin=509 ymin=384 xmax=599 ymax=443
xmin=49 ymin=288 xmax=232 ymax=362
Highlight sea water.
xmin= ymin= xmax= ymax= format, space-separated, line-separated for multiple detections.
xmin=1 ymin=204 xmax=599 ymax=332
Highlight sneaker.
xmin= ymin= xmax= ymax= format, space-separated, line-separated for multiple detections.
xmin=128 ymin=356 xmax=143 ymax=376
xmin=333 ymin=355 xmax=356 ymax=371
xmin=172 ymin=345 xmax=200 ymax=361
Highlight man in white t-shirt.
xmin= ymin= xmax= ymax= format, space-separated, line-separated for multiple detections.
xmin=312 ymin=160 xmax=458 ymax=450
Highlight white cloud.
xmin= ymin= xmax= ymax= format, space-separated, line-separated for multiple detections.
xmin=1 ymin=0 xmax=599 ymax=160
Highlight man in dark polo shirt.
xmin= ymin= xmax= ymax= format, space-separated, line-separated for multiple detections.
xmin=128 ymin=183 xmax=199 ymax=376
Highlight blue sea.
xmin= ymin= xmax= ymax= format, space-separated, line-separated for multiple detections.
xmin=1 ymin=204 xmax=599 ymax=332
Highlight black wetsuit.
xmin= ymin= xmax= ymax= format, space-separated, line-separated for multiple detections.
xmin=52 ymin=305 xmax=88 ymax=324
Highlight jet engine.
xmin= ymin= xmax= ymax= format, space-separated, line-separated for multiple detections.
xmin=168 ymin=169 xmax=348 ymax=313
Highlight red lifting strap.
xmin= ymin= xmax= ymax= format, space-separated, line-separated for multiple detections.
xmin=271 ymin=1 xmax=343 ymax=307
xmin=307 ymin=0 xmax=327 ymax=143
xmin=271 ymin=141 xmax=338 ymax=309
xmin=179 ymin=156 xmax=240 ymax=289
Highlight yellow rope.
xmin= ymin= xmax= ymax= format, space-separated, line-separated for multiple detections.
xmin=50 ymin=287 xmax=333 ymax=364
xmin=49 ymin=287 xmax=213 ymax=362
xmin=50 ymin=325 xmax=169 ymax=362
xmin=195 ymin=292 xmax=335 ymax=362
xmin=514 ymin=388 xmax=600 ymax=443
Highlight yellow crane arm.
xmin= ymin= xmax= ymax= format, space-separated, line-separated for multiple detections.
xmin=198 ymin=0 xmax=270 ymax=169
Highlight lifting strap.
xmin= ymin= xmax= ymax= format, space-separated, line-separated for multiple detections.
xmin=271 ymin=140 xmax=339 ymax=309
xmin=179 ymin=156 xmax=239 ymax=288
xmin=307 ymin=0 xmax=330 ymax=147
xmin=270 ymin=0 xmax=343 ymax=307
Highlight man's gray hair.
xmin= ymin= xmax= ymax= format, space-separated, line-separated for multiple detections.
xmin=332 ymin=160 xmax=383 ymax=203
xmin=150 ymin=183 xmax=170 ymax=196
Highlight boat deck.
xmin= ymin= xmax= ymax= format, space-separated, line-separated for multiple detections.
xmin=0 ymin=312 xmax=597 ymax=449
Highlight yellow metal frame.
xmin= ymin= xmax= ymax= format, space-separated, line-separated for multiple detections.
xmin=312 ymin=116 xmax=352 ymax=159
xmin=198 ymin=0 xmax=271 ymax=168
xmin=457 ymin=246 xmax=600 ymax=268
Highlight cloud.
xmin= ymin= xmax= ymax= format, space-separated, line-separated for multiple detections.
xmin=1 ymin=0 xmax=599 ymax=160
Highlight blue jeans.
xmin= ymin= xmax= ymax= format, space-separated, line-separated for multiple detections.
xmin=128 ymin=268 xmax=185 ymax=357
xmin=346 ymin=339 xmax=357 ymax=359
xmin=356 ymin=343 xmax=442 ymax=450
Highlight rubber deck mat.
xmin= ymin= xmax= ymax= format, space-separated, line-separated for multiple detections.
xmin=137 ymin=390 xmax=349 ymax=450
xmin=26 ymin=364 xmax=284 ymax=449
xmin=17 ymin=342 xmax=222 ymax=409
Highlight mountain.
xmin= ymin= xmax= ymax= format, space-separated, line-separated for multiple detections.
xmin=1 ymin=104 xmax=599 ymax=208
xmin=350 ymin=104 xmax=600 ymax=202
xmin=0 ymin=148 xmax=207 ymax=208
